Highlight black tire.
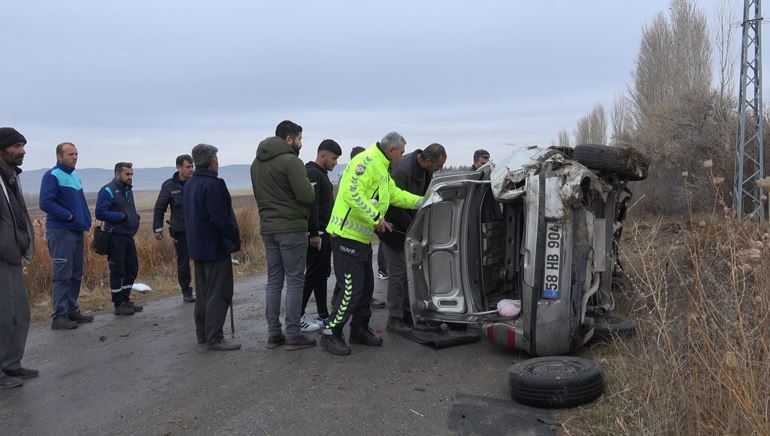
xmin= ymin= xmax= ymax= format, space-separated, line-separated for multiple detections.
xmin=573 ymin=144 xmax=649 ymax=181
xmin=508 ymin=356 xmax=604 ymax=409
xmin=591 ymin=314 xmax=636 ymax=342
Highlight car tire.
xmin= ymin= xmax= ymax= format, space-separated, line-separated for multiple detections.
xmin=508 ymin=356 xmax=604 ymax=409
xmin=573 ymin=144 xmax=649 ymax=181
xmin=591 ymin=314 xmax=636 ymax=342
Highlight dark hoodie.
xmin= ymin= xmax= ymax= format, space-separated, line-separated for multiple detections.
xmin=250 ymin=136 xmax=314 ymax=235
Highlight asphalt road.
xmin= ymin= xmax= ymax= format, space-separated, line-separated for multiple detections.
xmin=0 ymin=264 xmax=554 ymax=435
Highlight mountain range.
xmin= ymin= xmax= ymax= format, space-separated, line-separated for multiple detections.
xmin=19 ymin=164 xmax=347 ymax=194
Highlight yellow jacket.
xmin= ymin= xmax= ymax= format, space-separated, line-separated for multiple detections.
xmin=326 ymin=143 xmax=423 ymax=244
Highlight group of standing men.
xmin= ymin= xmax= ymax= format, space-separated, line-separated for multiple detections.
xmin=0 ymin=122 xmax=475 ymax=389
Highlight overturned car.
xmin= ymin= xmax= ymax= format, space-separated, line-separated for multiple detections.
xmin=406 ymin=144 xmax=648 ymax=357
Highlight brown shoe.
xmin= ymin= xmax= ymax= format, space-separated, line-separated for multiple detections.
xmin=266 ymin=334 xmax=286 ymax=349
xmin=284 ymin=334 xmax=317 ymax=351
xmin=386 ymin=317 xmax=412 ymax=335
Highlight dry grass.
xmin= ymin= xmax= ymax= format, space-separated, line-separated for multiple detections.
xmin=560 ymin=179 xmax=770 ymax=434
xmin=25 ymin=204 xmax=265 ymax=319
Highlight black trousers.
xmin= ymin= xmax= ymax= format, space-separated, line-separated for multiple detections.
xmin=326 ymin=237 xmax=374 ymax=333
xmin=193 ymin=257 xmax=233 ymax=344
xmin=172 ymin=231 xmax=192 ymax=292
xmin=108 ymin=234 xmax=138 ymax=307
xmin=302 ymin=233 xmax=331 ymax=318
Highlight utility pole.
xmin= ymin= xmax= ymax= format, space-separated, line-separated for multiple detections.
xmin=735 ymin=0 xmax=765 ymax=220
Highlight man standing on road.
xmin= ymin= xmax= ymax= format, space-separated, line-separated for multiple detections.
xmin=153 ymin=154 xmax=195 ymax=303
xmin=184 ymin=144 xmax=241 ymax=351
xmin=251 ymin=120 xmax=317 ymax=350
xmin=39 ymin=142 xmax=94 ymax=330
xmin=0 ymin=127 xmax=38 ymax=388
xmin=471 ymin=149 xmax=490 ymax=170
xmin=299 ymin=139 xmax=342 ymax=333
xmin=320 ymin=132 xmax=424 ymax=356
xmin=96 ymin=162 xmax=142 ymax=316
xmin=350 ymin=146 xmax=387 ymax=307
xmin=379 ymin=144 xmax=446 ymax=335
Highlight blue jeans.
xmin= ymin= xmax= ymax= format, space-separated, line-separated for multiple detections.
xmin=46 ymin=228 xmax=84 ymax=320
xmin=262 ymin=232 xmax=308 ymax=339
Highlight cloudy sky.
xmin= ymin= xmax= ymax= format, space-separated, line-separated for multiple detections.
xmin=1 ymin=0 xmax=746 ymax=170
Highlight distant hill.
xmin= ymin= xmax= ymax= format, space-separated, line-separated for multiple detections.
xmin=20 ymin=163 xmax=348 ymax=194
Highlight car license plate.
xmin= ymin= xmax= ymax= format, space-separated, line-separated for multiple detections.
xmin=543 ymin=223 xmax=562 ymax=299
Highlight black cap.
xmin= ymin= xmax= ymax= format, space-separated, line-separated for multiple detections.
xmin=0 ymin=128 xmax=26 ymax=150
xmin=318 ymin=139 xmax=342 ymax=157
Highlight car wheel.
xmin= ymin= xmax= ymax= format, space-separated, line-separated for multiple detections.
xmin=591 ymin=314 xmax=636 ymax=342
xmin=508 ymin=356 xmax=604 ymax=408
xmin=573 ymin=144 xmax=649 ymax=181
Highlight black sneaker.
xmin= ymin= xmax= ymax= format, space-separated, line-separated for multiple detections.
xmin=207 ymin=340 xmax=241 ymax=351
xmin=370 ymin=297 xmax=386 ymax=309
xmin=51 ymin=317 xmax=78 ymax=330
xmin=0 ymin=374 xmax=22 ymax=389
xmin=68 ymin=311 xmax=94 ymax=324
xmin=321 ymin=333 xmax=351 ymax=356
xmin=127 ymin=301 xmax=143 ymax=313
xmin=182 ymin=288 xmax=196 ymax=303
xmin=349 ymin=327 xmax=383 ymax=346
xmin=3 ymin=367 xmax=39 ymax=379
xmin=114 ymin=303 xmax=135 ymax=316
xmin=284 ymin=334 xmax=317 ymax=351
xmin=266 ymin=334 xmax=286 ymax=350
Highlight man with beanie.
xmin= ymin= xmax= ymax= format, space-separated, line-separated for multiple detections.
xmin=251 ymin=120 xmax=316 ymax=350
xmin=379 ymin=143 xmax=446 ymax=335
xmin=0 ymin=128 xmax=38 ymax=388
xmin=184 ymin=144 xmax=241 ymax=351
xmin=299 ymin=139 xmax=342 ymax=332
xmin=40 ymin=142 xmax=94 ymax=330
xmin=96 ymin=162 xmax=142 ymax=316
xmin=153 ymin=154 xmax=196 ymax=304
xmin=320 ymin=131 xmax=424 ymax=356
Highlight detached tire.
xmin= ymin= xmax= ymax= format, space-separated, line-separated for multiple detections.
xmin=508 ymin=356 xmax=604 ymax=408
xmin=591 ymin=314 xmax=636 ymax=342
xmin=573 ymin=144 xmax=649 ymax=181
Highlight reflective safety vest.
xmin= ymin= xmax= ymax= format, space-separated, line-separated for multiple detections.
xmin=326 ymin=143 xmax=423 ymax=244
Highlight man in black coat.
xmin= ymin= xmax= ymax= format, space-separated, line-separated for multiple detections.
xmin=299 ymin=140 xmax=342 ymax=332
xmin=153 ymin=154 xmax=195 ymax=303
xmin=183 ymin=144 xmax=241 ymax=351
xmin=0 ymin=127 xmax=38 ymax=388
xmin=379 ymin=143 xmax=446 ymax=334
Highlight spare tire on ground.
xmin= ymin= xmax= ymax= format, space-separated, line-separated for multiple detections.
xmin=573 ymin=143 xmax=649 ymax=181
xmin=508 ymin=356 xmax=604 ymax=408
xmin=590 ymin=313 xmax=637 ymax=343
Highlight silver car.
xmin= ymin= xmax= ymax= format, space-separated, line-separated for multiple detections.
xmin=406 ymin=144 xmax=647 ymax=356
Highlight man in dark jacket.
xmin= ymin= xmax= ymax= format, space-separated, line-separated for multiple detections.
xmin=153 ymin=154 xmax=195 ymax=303
xmin=299 ymin=139 xmax=342 ymax=333
xmin=39 ymin=142 xmax=94 ymax=330
xmin=251 ymin=120 xmax=316 ymax=350
xmin=379 ymin=143 xmax=446 ymax=334
xmin=95 ymin=162 xmax=142 ymax=316
xmin=0 ymin=127 xmax=38 ymax=388
xmin=184 ymin=144 xmax=241 ymax=351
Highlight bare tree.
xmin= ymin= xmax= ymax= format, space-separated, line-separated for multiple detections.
xmin=611 ymin=92 xmax=633 ymax=145
xmin=575 ymin=103 xmax=607 ymax=144
xmin=557 ymin=129 xmax=571 ymax=147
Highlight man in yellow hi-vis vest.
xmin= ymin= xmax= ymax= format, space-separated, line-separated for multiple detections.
xmin=321 ymin=132 xmax=424 ymax=356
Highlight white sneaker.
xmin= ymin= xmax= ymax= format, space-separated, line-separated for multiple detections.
xmin=300 ymin=315 xmax=321 ymax=332
xmin=314 ymin=316 xmax=328 ymax=327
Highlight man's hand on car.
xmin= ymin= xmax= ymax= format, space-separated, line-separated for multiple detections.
xmin=375 ymin=219 xmax=393 ymax=233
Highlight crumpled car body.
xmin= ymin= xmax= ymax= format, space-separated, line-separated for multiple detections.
xmin=406 ymin=146 xmax=631 ymax=356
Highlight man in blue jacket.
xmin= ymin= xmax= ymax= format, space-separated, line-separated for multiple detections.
xmin=95 ymin=162 xmax=142 ymax=316
xmin=39 ymin=142 xmax=94 ymax=330
xmin=184 ymin=144 xmax=241 ymax=351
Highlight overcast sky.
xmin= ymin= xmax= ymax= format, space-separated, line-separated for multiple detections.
xmin=1 ymin=0 xmax=749 ymax=170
